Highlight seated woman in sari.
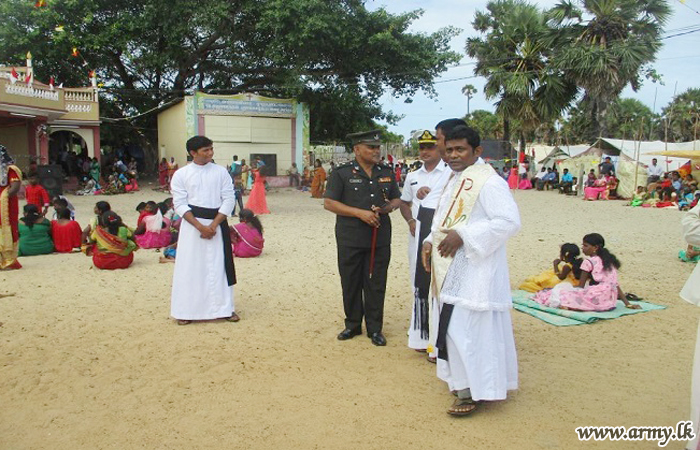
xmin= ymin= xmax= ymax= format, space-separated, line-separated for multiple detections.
xmin=134 ymin=201 xmax=173 ymax=249
xmin=51 ymin=207 xmax=82 ymax=253
xmin=605 ymin=174 xmax=619 ymax=199
xmin=584 ymin=174 xmax=608 ymax=200
xmin=629 ymin=186 xmax=648 ymax=207
xmin=230 ymin=209 xmax=264 ymax=258
xmin=18 ymin=204 xmax=54 ymax=256
xmin=87 ymin=211 xmax=137 ymax=270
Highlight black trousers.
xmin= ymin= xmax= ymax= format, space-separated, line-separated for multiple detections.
xmin=337 ymin=244 xmax=391 ymax=335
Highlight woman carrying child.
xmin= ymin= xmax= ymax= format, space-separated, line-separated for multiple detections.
xmin=533 ymin=233 xmax=640 ymax=311
xmin=519 ymin=243 xmax=581 ymax=293
xmin=87 ymin=211 xmax=137 ymax=270
xmin=230 ymin=208 xmax=264 ymax=258
xmin=134 ymin=201 xmax=173 ymax=249
xmin=51 ymin=207 xmax=82 ymax=253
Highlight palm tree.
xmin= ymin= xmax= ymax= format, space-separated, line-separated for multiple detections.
xmin=548 ymin=0 xmax=671 ymax=138
xmin=466 ymin=0 xmax=577 ymax=153
xmin=461 ymin=84 xmax=477 ymax=115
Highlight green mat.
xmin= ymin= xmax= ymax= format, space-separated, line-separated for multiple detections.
xmin=511 ymin=290 xmax=666 ymax=326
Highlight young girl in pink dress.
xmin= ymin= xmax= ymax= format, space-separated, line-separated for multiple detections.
xmin=533 ymin=233 xmax=640 ymax=311
xmin=230 ymin=209 xmax=264 ymax=258
xmin=133 ymin=201 xmax=173 ymax=249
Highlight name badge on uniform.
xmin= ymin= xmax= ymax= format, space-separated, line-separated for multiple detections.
xmin=379 ymin=177 xmax=393 ymax=183
xmin=410 ymin=181 xmax=418 ymax=186
xmin=349 ymin=178 xmax=363 ymax=184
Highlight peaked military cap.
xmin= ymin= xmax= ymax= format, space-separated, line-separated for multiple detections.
xmin=417 ymin=130 xmax=437 ymax=145
xmin=347 ymin=129 xmax=383 ymax=146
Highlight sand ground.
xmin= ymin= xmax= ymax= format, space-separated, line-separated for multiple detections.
xmin=0 ymin=180 xmax=697 ymax=450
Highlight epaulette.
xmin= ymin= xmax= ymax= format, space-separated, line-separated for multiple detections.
xmin=335 ymin=161 xmax=354 ymax=170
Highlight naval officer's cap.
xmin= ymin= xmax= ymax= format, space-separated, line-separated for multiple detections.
xmin=417 ymin=130 xmax=437 ymax=145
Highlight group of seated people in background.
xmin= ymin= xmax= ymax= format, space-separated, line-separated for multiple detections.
xmin=518 ymin=233 xmax=640 ymax=312
xmin=74 ymin=157 xmax=140 ymax=196
xmin=630 ymin=170 xmax=699 ymax=210
xmin=19 ymin=189 xmax=265 ymax=271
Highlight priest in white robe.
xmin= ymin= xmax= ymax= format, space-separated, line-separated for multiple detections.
xmin=422 ymin=125 xmax=520 ymax=416
xmin=682 ymin=202 xmax=700 ymax=449
xmin=170 ymin=136 xmax=238 ymax=325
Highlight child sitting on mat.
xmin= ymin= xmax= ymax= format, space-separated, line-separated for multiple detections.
xmin=519 ymin=243 xmax=582 ymax=293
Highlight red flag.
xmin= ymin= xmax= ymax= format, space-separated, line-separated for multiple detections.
xmin=518 ymin=151 xmax=525 ymax=163
xmin=25 ymin=72 xmax=32 ymax=84
xmin=678 ymin=160 xmax=692 ymax=178
xmin=49 ymin=76 xmax=55 ymax=90
xmin=9 ymin=68 xmax=18 ymax=84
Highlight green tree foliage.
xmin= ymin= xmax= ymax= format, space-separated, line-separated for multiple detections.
xmin=464 ymin=109 xmax=502 ymax=140
xmin=466 ymin=0 xmax=578 ymax=152
xmin=0 ymin=0 xmax=459 ymax=166
xmin=560 ymin=96 xmax=658 ymax=143
xmin=548 ymin=0 xmax=670 ymax=138
xmin=661 ymin=88 xmax=700 ymax=142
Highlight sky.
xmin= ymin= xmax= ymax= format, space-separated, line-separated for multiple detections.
xmin=367 ymin=0 xmax=700 ymax=140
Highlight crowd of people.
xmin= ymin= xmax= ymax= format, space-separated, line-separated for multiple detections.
xmin=3 ymin=126 xmax=700 ymax=443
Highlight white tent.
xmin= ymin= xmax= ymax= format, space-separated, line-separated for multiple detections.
xmin=592 ymin=138 xmax=693 ymax=171
xmin=558 ymin=145 xmax=647 ymax=199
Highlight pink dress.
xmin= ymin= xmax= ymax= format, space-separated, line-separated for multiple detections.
xmin=134 ymin=212 xmax=172 ymax=249
xmin=533 ymin=256 xmax=619 ymax=311
xmin=518 ymin=177 xmax=533 ymax=190
xmin=584 ymin=179 xmax=608 ymax=200
xmin=231 ymin=223 xmax=264 ymax=257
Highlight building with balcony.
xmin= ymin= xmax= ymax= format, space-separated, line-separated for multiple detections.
xmin=0 ymin=63 xmax=100 ymax=173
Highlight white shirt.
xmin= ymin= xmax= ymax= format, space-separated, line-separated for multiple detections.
xmin=647 ymin=163 xmax=664 ymax=177
xmin=401 ymin=161 xmax=450 ymax=211
xmin=535 ymin=170 xmax=547 ymax=179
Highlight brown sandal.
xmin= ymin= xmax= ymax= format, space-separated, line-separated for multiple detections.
xmin=226 ymin=312 xmax=240 ymax=322
xmin=176 ymin=319 xmax=192 ymax=325
xmin=447 ymin=398 xmax=477 ymax=417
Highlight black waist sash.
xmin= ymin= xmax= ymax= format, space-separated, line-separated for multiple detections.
xmin=436 ymin=303 xmax=455 ymax=361
xmin=189 ymin=205 xmax=236 ymax=286
xmin=413 ymin=206 xmax=435 ymax=339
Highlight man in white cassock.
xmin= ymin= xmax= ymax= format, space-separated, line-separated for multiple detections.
xmin=422 ymin=125 xmax=520 ymax=416
xmin=170 ymin=136 xmax=239 ymax=325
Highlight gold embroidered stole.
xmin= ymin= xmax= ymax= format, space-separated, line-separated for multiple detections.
xmin=430 ymin=164 xmax=496 ymax=299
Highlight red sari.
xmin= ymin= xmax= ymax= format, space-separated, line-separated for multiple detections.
xmin=0 ymin=166 xmax=22 ymax=269
xmin=245 ymin=169 xmax=270 ymax=214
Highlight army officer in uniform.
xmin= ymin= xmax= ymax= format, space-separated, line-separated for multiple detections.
xmin=324 ymin=130 xmax=401 ymax=346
